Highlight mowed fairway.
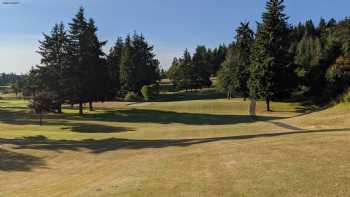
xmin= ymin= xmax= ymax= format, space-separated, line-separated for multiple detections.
xmin=1 ymin=98 xmax=350 ymax=197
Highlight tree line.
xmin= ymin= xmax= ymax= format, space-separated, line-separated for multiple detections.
xmin=10 ymin=0 xmax=350 ymax=114
xmin=169 ymin=0 xmax=350 ymax=111
xmin=24 ymin=7 xmax=160 ymax=115
xmin=0 ymin=73 xmax=24 ymax=86
xmin=168 ymin=45 xmax=227 ymax=91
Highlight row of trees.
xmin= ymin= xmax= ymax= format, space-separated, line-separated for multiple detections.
xmin=26 ymin=7 xmax=160 ymax=115
xmin=0 ymin=73 xmax=24 ymax=86
xmin=215 ymin=0 xmax=350 ymax=110
xmin=168 ymin=45 xmax=227 ymax=90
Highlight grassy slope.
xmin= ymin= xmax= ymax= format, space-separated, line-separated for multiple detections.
xmin=1 ymin=99 xmax=350 ymax=196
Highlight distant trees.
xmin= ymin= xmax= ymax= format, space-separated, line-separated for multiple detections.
xmin=0 ymin=73 xmax=24 ymax=86
xmin=26 ymin=7 xmax=160 ymax=115
xmin=168 ymin=45 xmax=226 ymax=90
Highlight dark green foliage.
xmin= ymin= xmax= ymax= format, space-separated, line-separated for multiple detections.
xmin=36 ymin=22 xmax=68 ymax=113
xmin=119 ymin=33 xmax=160 ymax=94
xmin=168 ymin=49 xmax=194 ymax=90
xmin=249 ymin=0 xmax=296 ymax=111
xmin=218 ymin=22 xmax=254 ymax=99
xmin=28 ymin=91 xmax=58 ymax=125
xmin=0 ymin=73 xmax=24 ymax=86
xmin=169 ymin=47 xmax=214 ymax=91
xmin=208 ymin=45 xmax=227 ymax=75
xmin=141 ymin=84 xmax=159 ymax=101
xmin=107 ymin=37 xmax=123 ymax=97
xmin=192 ymin=46 xmax=212 ymax=87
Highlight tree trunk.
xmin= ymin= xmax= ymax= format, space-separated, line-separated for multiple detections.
xmin=39 ymin=113 xmax=43 ymax=126
xmin=89 ymin=101 xmax=94 ymax=111
xmin=57 ymin=104 xmax=62 ymax=114
xmin=249 ymin=97 xmax=257 ymax=117
xmin=266 ymin=97 xmax=271 ymax=112
xmin=79 ymin=102 xmax=83 ymax=116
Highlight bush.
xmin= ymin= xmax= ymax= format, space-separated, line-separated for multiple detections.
xmin=141 ymin=84 xmax=159 ymax=101
xmin=124 ymin=92 xmax=142 ymax=102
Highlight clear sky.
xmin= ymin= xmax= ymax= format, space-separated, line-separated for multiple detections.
xmin=1 ymin=0 xmax=350 ymax=74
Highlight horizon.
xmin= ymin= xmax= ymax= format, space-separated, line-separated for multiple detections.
xmin=1 ymin=0 xmax=350 ymax=74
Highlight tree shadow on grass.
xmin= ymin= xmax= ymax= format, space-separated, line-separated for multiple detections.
xmin=0 ymin=107 xmax=283 ymax=126
xmin=78 ymin=109 xmax=282 ymax=125
xmin=0 ymin=148 xmax=45 ymax=171
xmin=0 ymin=108 xmax=132 ymax=133
xmin=62 ymin=124 xmax=132 ymax=133
xmin=1 ymin=128 xmax=350 ymax=154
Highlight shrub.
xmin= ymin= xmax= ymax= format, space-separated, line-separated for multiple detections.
xmin=141 ymin=84 xmax=159 ymax=101
xmin=124 ymin=92 xmax=142 ymax=102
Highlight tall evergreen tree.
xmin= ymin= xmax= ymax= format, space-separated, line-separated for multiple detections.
xmin=119 ymin=35 xmax=136 ymax=93
xmin=119 ymin=33 xmax=160 ymax=94
xmin=36 ymin=22 xmax=68 ymax=113
xmin=249 ymin=0 xmax=295 ymax=111
xmin=192 ymin=46 xmax=212 ymax=88
xmin=65 ymin=7 xmax=89 ymax=115
xmin=84 ymin=18 xmax=107 ymax=111
xmin=107 ymin=37 xmax=124 ymax=97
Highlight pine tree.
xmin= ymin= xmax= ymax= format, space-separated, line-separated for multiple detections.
xmin=119 ymin=33 xmax=160 ymax=94
xmin=249 ymin=0 xmax=294 ymax=111
xmin=192 ymin=46 xmax=212 ymax=88
xmin=85 ymin=18 xmax=107 ymax=111
xmin=65 ymin=7 xmax=89 ymax=115
xmin=234 ymin=22 xmax=254 ymax=98
xmin=119 ymin=35 xmax=137 ymax=93
xmin=107 ymin=37 xmax=124 ymax=96
xmin=36 ymin=22 xmax=68 ymax=113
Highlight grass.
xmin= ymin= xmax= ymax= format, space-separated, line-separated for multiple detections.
xmin=1 ymin=97 xmax=350 ymax=196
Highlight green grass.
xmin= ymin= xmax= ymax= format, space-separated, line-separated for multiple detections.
xmin=1 ymin=98 xmax=350 ymax=196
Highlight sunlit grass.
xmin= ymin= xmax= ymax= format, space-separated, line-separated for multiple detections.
xmin=1 ymin=98 xmax=350 ymax=196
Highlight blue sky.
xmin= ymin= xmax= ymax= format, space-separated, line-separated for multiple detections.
xmin=0 ymin=0 xmax=349 ymax=74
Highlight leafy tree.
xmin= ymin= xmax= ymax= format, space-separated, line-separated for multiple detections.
xmin=249 ymin=0 xmax=295 ymax=111
xmin=326 ymin=54 xmax=350 ymax=97
xmin=28 ymin=91 xmax=58 ymax=125
xmin=219 ymin=22 xmax=254 ymax=99
xmin=168 ymin=49 xmax=194 ymax=90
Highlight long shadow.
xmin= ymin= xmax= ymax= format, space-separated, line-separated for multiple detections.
xmin=0 ymin=108 xmax=131 ymax=133
xmin=1 ymin=128 xmax=350 ymax=154
xmin=0 ymin=148 xmax=45 ymax=171
xmin=0 ymin=107 xmax=281 ymax=126
xmin=62 ymin=123 xmax=132 ymax=133
xmin=77 ymin=109 xmax=281 ymax=125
